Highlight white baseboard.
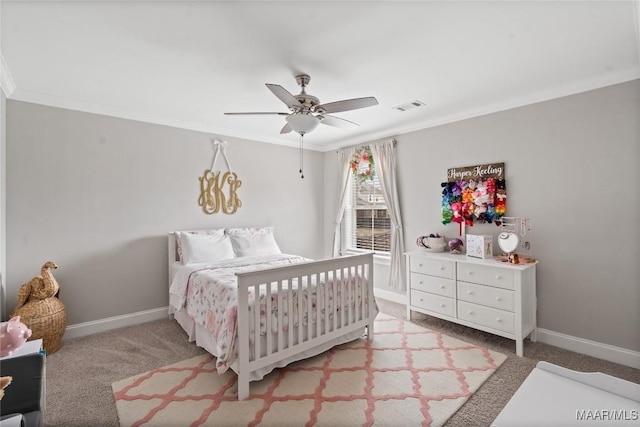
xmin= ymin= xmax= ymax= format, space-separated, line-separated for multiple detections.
xmin=371 ymin=293 xmax=640 ymax=369
xmin=61 ymin=302 xmax=640 ymax=370
xmin=64 ymin=291 xmax=408 ymax=340
xmin=374 ymin=288 xmax=407 ymax=305
xmin=536 ymin=328 xmax=640 ymax=370
xmin=63 ymin=306 xmax=170 ymax=340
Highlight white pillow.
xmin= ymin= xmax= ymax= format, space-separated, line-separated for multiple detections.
xmin=226 ymin=227 xmax=282 ymax=257
xmin=176 ymin=229 xmax=224 ymax=264
xmin=178 ymin=231 xmax=235 ymax=264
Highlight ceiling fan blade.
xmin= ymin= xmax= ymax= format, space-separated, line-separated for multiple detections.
xmin=316 ymin=97 xmax=378 ymax=114
xmin=266 ymin=84 xmax=301 ymax=109
xmin=224 ymin=112 xmax=290 ymax=116
xmin=280 ymin=123 xmax=293 ymax=134
xmin=318 ymin=114 xmax=359 ymax=129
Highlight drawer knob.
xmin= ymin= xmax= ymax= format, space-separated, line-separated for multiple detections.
xmin=468 ymin=310 xmax=474 ymax=315
xmin=495 ymin=275 xmax=502 ymax=279
xmin=439 ymin=285 xmax=445 ymax=289
xmin=467 ymin=291 xmax=473 ymax=295
xmin=495 ymin=297 xmax=502 ymax=301
xmin=439 ymin=303 xmax=445 ymax=308
xmin=419 ymin=281 xmax=423 ymax=284
xmin=439 ymin=266 xmax=445 ymax=270
xmin=419 ymin=263 xmax=423 ymax=267
xmin=419 ymin=298 xmax=424 ymax=302
xmin=496 ymin=317 xmax=502 ymax=323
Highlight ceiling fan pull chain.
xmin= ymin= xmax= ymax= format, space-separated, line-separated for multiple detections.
xmin=299 ymin=134 xmax=304 ymax=179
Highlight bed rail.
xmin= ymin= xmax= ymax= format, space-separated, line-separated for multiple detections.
xmin=235 ymin=252 xmax=375 ymax=400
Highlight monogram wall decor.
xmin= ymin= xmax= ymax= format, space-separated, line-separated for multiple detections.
xmin=198 ymin=139 xmax=242 ymax=215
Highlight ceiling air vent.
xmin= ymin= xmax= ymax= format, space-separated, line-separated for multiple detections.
xmin=393 ymin=100 xmax=425 ymax=112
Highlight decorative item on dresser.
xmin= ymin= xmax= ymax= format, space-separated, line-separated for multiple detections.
xmin=416 ymin=233 xmax=446 ymax=252
xmin=405 ymin=251 xmax=537 ymax=356
xmin=466 ymin=234 xmax=493 ymax=259
xmin=447 ymin=237 xmax=464 ymax=254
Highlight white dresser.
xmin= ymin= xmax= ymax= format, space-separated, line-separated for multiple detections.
xmin=405 ymin=251 xmax=537 ymax=356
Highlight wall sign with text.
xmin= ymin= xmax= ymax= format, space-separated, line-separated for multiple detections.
xmin=441 ymin=162 xmax=506 ymax=230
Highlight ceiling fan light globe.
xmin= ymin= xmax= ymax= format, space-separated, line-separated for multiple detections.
xmin=286 ymin=113 xmax=320 ymax=135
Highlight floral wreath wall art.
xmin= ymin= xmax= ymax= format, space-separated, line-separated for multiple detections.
xmin=350 ymin=146 xmax=375 ymax=182
xmin=198 ymin=139 xmax=242 ymax=215
xmin=441 ymin=162 xmax=506 ymax=234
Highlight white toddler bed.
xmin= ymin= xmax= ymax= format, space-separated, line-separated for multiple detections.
xmin=167 ymin=228 xmax=377 ymax=400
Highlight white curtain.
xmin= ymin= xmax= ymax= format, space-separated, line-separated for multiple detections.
xmin=370 ymin=140 xmax=405 ymax=291
xmin=332 ymin=147 xmax=356 ymax=257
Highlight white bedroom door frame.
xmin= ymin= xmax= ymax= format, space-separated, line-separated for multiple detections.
xmin=0 ymin=44 xmax=13 ymax=320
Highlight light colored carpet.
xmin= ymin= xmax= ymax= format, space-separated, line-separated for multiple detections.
xmin=111 ymin=313 xmax=506 ymax=426
xmin=43 ymin=299 xmax=640 ymax=427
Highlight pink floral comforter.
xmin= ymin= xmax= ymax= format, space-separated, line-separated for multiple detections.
xmin=169 ymin=254 xmax=375 ymax=374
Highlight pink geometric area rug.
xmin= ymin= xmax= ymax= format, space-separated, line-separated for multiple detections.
xmin=112 ymin=313 xmax=506 ymax=427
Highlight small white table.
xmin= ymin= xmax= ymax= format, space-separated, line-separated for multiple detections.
xmin=493 ymin=361 xmax=640 ymax=426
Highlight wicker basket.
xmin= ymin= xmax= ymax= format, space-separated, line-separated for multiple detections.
xmin=11 ymin=297 xmax=67 ymax=354
xmin=10 ymin=262 xmax=67 ymax=354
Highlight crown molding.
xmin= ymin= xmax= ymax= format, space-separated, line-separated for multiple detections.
xmin=323 ymin=66 xmax=640 ymax=152
xmin=0 ymin=54 xmax=16 ymax=98
xmin=8 ymin=88 xmax=327 ymax=152
xmin=7 ymin=66 xmax=639 ymax=154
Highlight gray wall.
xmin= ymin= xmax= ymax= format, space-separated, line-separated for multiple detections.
xmin=5 ymin=80 xmax=639 ymax=355
xmin=324 ymin=80 xmax=640 ymax=352
xmin=6 ymin=101 xmax=324 ymax=324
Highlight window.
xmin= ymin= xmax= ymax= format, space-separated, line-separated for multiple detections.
xmin=343 ymin=148 xmax=391 ymax=254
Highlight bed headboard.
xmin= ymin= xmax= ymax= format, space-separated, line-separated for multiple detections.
xmin=168 ymin=232 xmax=179 ymax=287
xmin=168 ymin=231 xmax=179 ymax=263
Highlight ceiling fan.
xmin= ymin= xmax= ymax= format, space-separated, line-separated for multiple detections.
xmin=224 ymin=74 xmax=378 ymax=136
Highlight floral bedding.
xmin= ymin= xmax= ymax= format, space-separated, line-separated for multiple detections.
xmin=169 ymin=254 xmax=375 ymax=374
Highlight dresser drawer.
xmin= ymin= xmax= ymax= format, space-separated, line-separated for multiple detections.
xmin=410 ymin=273 xmax=454 ymax=297
xmin=457 ymin=281 xmax=514 ymax=312
xmin=410 ymin=290 xmax=454 ymax=317
xmin=457 ymin=263 xmax=514 ymax=289
xmin=410 ymin=256 xmax=454 ymax=279
xmin=458 ymin=301 xmax=514 ymax=333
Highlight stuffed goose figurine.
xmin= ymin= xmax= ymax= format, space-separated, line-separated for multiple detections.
xmin=14 ymin=261 xmax=60 ymax=304
xmin=10 ymin=261 xmax=67 ymax=354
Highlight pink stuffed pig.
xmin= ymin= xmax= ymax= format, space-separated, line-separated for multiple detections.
xmin=0 ymin=316 xmax=32 ymax=357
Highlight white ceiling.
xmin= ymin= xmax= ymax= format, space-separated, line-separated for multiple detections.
xmin=2 ymin=1 xmax=639 ymax=152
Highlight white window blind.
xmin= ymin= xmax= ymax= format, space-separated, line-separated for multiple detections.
xmin=343 ymin=154 xmax=391 ymax=254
